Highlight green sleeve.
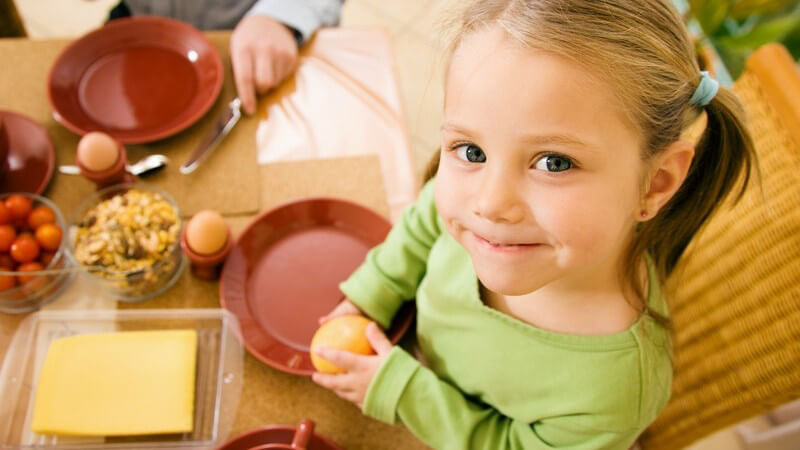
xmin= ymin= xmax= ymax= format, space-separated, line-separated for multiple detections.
xmin=338 ymin=180 xmax=441 ymax=328
xmin=364 ymin=348 xmax=640 ymax=450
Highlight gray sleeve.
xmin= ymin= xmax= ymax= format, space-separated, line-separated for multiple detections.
xmin=246 ymin=0 xmax=344 ymax=44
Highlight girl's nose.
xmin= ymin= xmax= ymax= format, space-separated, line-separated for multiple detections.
xmin=473 ymin=173 xmax=525 ymax=224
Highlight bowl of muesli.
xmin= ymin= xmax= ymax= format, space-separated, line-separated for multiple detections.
xmin=68 ymin=183 xmax=185 ymax=301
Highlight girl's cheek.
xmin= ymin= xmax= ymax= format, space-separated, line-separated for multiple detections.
xmin=434 ymin=167 xmax=465 ymax=220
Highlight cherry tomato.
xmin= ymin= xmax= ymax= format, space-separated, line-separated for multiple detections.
xmin=10 ymin=235 xmax=39 ymax=263
xmin=4 ymin=195 xmax=32 ymax=221
xmin=35 ymin=224 xmax=62 ymax=251
xmin=39 ymin=251 xmax=56 ymax=268
xmin=0 ymin=274 xmax=15 ymax=291
xmin=0 ymin=253 xmax=15 ymax=270
xmin=0 ymin=225 xmax=16 ymax=252
xmin=28 ymin=206 xmax=56 ymax=229
xmin=0 ymin=202 xmax=10 ymax=225
xmin=17 ymin=262 xmax=44 ymax=284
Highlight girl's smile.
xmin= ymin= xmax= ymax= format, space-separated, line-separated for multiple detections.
xmin=470 ymin=231 xmax=543 ymax=253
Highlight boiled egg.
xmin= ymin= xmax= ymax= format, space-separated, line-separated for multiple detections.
xmin=185 ymin=210 xmax=228 ymax=255
xmin=77 ymin=132 xmax=119 ymax=172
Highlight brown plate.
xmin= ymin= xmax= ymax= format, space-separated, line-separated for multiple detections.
xmin=220 ymin=198 xmax=414 ymax=376
xmin=0 ymin=110 xmax=55 ymax=194
xmin=217 ymin=425 xmax=341 ymax=450
xmin=48 ymin=17 xmax=223 ymax=144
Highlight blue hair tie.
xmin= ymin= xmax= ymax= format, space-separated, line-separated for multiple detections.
xmin=689 ymin=71 xmax=719 ymax=107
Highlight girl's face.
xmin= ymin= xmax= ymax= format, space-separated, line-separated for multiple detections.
xmin=435 ymin=26 xmax=646 ymax=297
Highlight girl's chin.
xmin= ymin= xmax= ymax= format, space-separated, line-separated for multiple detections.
xmin=476 ymin=271 xmax=541 ymax=296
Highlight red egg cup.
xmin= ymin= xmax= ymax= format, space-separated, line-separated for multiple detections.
xmin=77 ymin=138 xmax=135 ymax=189
xmin=180 ymin=227 xmax=233 ymax=281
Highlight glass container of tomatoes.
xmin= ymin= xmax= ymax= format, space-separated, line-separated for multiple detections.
xmin=0 ymin=193 xmax=74 ymax=313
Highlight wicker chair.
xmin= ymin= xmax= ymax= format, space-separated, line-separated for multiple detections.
xmin=638 ymin=43 xmax=800 ymax=449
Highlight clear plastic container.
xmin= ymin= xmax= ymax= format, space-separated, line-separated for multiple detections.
xmin=0 ymin=308 xmax=243 ymax=450
xmin=67 ymin=184 xmax=184 ymax=302
xmin=0 ymin=193 xmax=75 ymax=314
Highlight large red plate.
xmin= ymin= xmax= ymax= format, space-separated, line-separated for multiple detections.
xmin=0 ymin=111 xmax=55 ymax=194
xmin=48 ymin=17 xmax=223 ymax=144
xmin=220 ymin=198 xmax=414 ymax=376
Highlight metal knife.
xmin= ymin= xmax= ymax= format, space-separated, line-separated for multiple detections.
xmin=180 ymin=97 xmax=242 ymax=174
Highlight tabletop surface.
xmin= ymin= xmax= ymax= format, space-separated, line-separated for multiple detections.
xmin=0 ymin=30 xmax=428 ymax=450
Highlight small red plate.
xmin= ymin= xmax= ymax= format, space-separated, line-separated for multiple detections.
xmin=48 ymin=16 xmax=223 ymax=144
xmin=0 ymin=110 xmax=55 ymax=194
xmin=217 ymin=425 xmax=342 ymax=450
xmin=220 ymin=198 xmax=414 ymax=376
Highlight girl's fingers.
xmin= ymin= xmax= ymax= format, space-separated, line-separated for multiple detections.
xmin=365 ymin=322 xmax=393 ymax=355
xmin=318 ymin=299 xmax=362 ymax=325
xmin=312 ymin=372 xmax=348 ymax=390
xmin=312 ymin=373 xmax=362 ymax=406
xmin=314 ymin=347 xmax=363 ymax=371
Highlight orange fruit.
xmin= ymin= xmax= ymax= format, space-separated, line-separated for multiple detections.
xmin=310 ymin=315 xmax=374 ymax=374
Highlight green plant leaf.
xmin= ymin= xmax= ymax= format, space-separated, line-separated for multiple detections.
xmin=730 ymin=0 xmax=800 ymax=20
xmin=690 ymin=0 xmax=733 ymax=35
xmin=782 ymin=26 xmax=800 ymax=58
xmin=716 ymin=13 xmax=800 ymax=49
xmin=711 ymin=37 xmax=749 ymax=77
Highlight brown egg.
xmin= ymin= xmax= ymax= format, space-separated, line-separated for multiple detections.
xmin=185 ymin=210 xmax=228 ymax=255
xmin=77 ymin=132 xmax=119 ymax=172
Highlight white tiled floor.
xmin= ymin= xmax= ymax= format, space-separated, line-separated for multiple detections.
xmin=9 ymin=1 xmax=752 ymax=449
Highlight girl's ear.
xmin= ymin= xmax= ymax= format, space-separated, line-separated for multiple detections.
xmin=640 ymin=140 xmax=695 ymax=220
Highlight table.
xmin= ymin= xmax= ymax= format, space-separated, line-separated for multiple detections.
xmin=0 ymin=30 xmax=428 ymax=450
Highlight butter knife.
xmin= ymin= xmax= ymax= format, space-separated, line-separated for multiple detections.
xmin=180 ymin=97 xmax=242 ymax=174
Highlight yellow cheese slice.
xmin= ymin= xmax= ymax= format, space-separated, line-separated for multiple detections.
xmin=31 ymin=329 xmax=197 ymax=436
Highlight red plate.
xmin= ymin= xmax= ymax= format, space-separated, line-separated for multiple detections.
xmin=220 ymin=198 xmax=414 ymax=376
xmin=48 ymin=17 xmax=223 ymax=144
xmin=0 ymin=111 xmax=55 ymax=194
xmin=217 ymin=425 xmax=342 ymax=450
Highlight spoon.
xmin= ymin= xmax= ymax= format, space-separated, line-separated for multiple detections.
xmin=59 ymin=154 xmax=168 ymax=177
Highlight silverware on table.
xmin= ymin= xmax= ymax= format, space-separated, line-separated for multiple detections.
xmin=180 ymin=97 xmax=242 ymax=175
xmin=59 ymin=154 xmax=169 ymax=177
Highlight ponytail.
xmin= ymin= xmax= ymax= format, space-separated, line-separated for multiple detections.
xmin=623 ymin=86 xmax=757 ymax=327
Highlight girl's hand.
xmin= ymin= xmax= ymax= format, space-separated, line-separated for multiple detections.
xmin=318 ymin=298 xmax=363 ymax=325
xmin=311 ymin=322 xmax=393 ymax=408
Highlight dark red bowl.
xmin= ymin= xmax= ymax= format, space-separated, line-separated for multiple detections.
xmin=217 ymin=424 xmax=342 ymax=450
xmin=0 ymin=110 xmax=55 ymax=195
xmin=48 ymin=16 xmax=223 ymax=144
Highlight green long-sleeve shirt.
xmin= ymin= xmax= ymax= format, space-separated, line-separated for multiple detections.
xmin=339 ymin=180 xmax=673 ymax=450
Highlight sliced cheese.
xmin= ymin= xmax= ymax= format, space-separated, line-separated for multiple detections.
xmin=31 ymin=329 xmax=197 ymax=436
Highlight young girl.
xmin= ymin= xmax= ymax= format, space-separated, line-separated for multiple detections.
xmin=312 ymin=0 xmax=755 ymax=448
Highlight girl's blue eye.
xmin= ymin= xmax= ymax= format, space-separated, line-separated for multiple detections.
xmin=455 ymin=144 xmax=487 ymax=163
xmin=534 ymin=155 xmax=572 ymax=172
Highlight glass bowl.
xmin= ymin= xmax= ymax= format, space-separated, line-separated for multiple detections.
xmin=67 ymin=183 xmax=184 ymax=302
xmin=0 ymin=193 xmax=74 ymax=314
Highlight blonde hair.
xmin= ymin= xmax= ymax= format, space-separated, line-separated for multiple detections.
xmin=426 ymin=0 xmax=756 ymax=329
